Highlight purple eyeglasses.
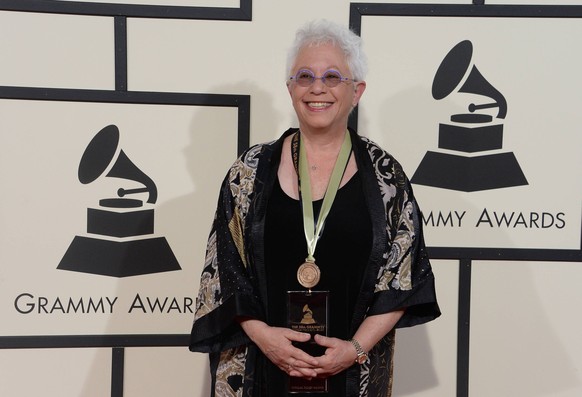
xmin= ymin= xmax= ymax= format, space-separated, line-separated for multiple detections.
xmin=288 ymin=69 xmax=354 ymax=88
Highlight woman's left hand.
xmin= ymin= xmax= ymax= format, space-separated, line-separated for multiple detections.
xmin=311 ymin=334 xmax=356 ymax=378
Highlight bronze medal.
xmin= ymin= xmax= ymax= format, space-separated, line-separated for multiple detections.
xmin=297 ymin=261 xmax=321 ymax=289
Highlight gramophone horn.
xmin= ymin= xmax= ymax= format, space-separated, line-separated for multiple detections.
xmin=78 ymin=125 xmax=158 ymax=204
xmin=432 ymin=40 xmax=507 ymax=119
xmin=78 ymin=125 xmax=119 ymax=184
xmin=432 ymin=40 xmax=473 ymax=100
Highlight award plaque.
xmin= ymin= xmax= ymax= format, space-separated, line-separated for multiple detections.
xmin=287 ymin=290 xmax=329 ymax=393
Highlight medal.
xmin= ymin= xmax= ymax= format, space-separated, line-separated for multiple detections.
xmin=293 ymin=130 xmax=352 ymax=290
xmin=297 ymin=261 xmax=321 ymax=289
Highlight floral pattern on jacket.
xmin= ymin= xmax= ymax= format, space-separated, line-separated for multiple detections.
xmin=190 ymin=128 xmax=440 ymax=396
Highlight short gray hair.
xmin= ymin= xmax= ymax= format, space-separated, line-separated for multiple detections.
xmin=286 ymin=19 xmax=368 ymax=82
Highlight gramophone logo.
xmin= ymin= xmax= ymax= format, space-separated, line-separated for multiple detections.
xmin=411 ymin=40 xmax=528 ymax=192
xmin=58 ymin=125 xmax=180 ymax=277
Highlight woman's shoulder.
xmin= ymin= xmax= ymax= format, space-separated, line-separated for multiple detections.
xmin=236 ymin=142 xmax=270 ymax=166
xmin=233 ymin=128 xmax=296 ymax=166
xmin=226 ymin=129 xmax=294 ymax=180
xmin=353 ymin=133 xmax=406 ymax=178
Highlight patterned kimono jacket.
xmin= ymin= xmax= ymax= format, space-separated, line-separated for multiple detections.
xmin=190 ymin=128 xmax=440 ymax=396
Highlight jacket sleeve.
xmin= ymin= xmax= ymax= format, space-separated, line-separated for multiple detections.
xmin=189 ymin=151 xmax=265 ymax=353
xmin=367 ymin=163 xmax=441 ymax=328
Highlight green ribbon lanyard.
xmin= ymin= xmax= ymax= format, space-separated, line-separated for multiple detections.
xmin=298 ymin=130 xmax=352 ymax=264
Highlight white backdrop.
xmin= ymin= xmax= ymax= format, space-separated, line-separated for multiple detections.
xmin=1 ymin=1 xmax=581 ymax=396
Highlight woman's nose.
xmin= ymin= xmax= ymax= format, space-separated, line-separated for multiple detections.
xmin=310 ymin=77 xmax=327 ymax=93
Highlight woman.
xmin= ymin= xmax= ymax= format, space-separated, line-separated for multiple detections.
xmin=190 ymin=19 xmax=440 ymax=396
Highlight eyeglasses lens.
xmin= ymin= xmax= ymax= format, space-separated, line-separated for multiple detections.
xmin=296 ymin=71 xmax=314 ymax=87
xmin=322 ymin=71 xmax=342 ymax=87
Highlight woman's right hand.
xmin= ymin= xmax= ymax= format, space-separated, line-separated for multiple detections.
xmin=239 ymin=318 xmax=319 ymax=378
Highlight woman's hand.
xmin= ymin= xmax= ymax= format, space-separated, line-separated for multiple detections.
xmin=311 ymin=334 xmax=357 ymax=377
xmin=239 ymin=319 xmax=319 ymax=378
xmin=309 ymin=310 xmax=406 ymax=378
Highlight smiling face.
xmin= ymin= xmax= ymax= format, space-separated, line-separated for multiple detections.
xmin=287 ymin=43 xmax=366 ymax=135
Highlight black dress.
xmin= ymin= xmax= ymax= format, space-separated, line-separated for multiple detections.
xmin=263 ymin=171 xmax=372 ymax=396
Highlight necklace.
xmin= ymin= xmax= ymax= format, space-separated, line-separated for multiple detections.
xmin=291 ymin=130 xmax=352 ymax=290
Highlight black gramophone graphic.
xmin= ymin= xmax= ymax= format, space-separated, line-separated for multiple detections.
xmin=58 ymin=125 xmax=180 ymax=277
xmin=411 ymin=40 xmax=528 ymax=191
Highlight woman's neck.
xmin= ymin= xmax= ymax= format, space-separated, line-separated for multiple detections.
xmin=298 ymin=126 xmax=347 ymax=155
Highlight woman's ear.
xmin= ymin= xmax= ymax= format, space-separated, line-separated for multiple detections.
xmin=352 ymin=81 xmax=367 ymax=107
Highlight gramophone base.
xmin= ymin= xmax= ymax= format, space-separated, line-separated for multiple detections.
xmin=87 ymin=208 xmax=154 ymax=238
xmin=58 ymin=235 xmax=181 ymax=277
xmin=438 ymin=122 xmax=503 ymax=153
xmin=411 ymin=151 xmax=528 ymax=192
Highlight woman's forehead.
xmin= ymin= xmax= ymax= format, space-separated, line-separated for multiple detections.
xmin=293 ymin=43 xmax=348 ymax=70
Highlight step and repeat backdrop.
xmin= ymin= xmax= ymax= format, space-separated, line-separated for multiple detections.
xmin=1 ymin=1 xmax=581 ymax=396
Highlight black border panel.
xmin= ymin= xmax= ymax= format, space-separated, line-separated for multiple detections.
xmin=0 ymin=0 xmax=252 ymax=20
xmin=0 ymin=334 xmax=189 ymax=349
xmin=457 ymin=259 xmax=472 ymax=397
xmin=111 ymin=347 xmax=125 ymax=397
xmin=114 ymin=16 xmax=127 ymax=91
xmin=350 ymin=3 xmax=582 ymax=20
xmin=0 ymin=86 xmax=250 ymax=155
xmin=428 ymin=247 xmax=582 ymax=262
